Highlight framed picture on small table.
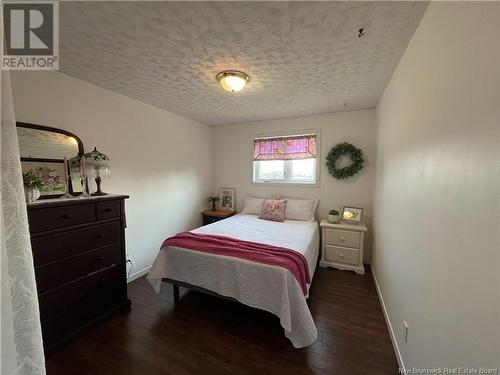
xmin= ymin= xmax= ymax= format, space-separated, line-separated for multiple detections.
xmin=342 ymin=206 xmax=363 ymax=223
xmin=219 ymin=188 xmax=236 ymax=211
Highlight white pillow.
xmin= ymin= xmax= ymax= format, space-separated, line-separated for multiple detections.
xmin=280 ymin=198 xmax=318 ymax=221
xmin=241 ymin=196 xmax=267 ymax=215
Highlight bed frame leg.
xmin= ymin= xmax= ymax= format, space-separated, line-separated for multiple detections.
xmin=173 ymin=284 xmax=180 ymax=303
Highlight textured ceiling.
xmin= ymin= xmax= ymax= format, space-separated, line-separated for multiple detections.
xmin=59 ymin=1 xmax=428 ymax=125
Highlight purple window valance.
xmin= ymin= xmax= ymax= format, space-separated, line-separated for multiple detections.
xmin=254 ymin=134 xmax=317 ymax=161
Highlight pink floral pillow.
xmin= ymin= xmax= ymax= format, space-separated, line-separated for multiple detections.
xmin=259 ymin=199 xmax=287 ymax=222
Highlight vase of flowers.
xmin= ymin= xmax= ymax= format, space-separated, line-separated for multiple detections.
xmin=208 ymin=196 xmax=219 ymax=211
xmin=328 ymin=209 xmax=340 ymax=223
xmin=22 ymin=169 xmax=44 ymax=203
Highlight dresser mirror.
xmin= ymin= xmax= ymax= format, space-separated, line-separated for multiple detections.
xmin=16 ymin=122 xmax=85 ymax=198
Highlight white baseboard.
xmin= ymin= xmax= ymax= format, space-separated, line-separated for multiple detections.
xmin=127 ymin=265 xmax=151 ymax=283
xmin=371 ymin=268 xmax=406 ymax=374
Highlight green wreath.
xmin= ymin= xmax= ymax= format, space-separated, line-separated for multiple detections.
xmin=326 ymin=142 xmax=364 ymax=180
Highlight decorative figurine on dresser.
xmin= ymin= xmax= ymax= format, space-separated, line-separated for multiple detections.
xmin=17 ymin=122 xmax=130 ymax=352
xmin=320 ymin=206 xmax=367 ymax=274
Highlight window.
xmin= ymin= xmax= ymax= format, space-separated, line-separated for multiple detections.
xmin=252 ymin=133 xmax=318 ymax=185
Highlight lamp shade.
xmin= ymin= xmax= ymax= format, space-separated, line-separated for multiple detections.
xmin=84 ymin=147 xmax=111 ymax=177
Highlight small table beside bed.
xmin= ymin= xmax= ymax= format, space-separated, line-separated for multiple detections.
xmin=147 ymin=197 xmax=320 ymax=348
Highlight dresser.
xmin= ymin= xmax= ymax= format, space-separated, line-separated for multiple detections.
xmin=319 ymin=220 xmax=367 ymax=274
xmin=27 ymin=195 xmax=130 ymax=352
xmin=202 ymin=209 xmax=235 ymax=225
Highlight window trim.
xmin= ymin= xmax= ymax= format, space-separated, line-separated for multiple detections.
xmin=249 ymin=129 xmax=321 ymax=188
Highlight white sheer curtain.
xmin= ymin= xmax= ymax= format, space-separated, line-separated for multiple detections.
xmin=1 ymin=72 xmax=46 ymax=374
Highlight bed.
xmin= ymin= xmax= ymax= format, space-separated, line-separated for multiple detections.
xmin=147 ymin=213 xmax=320 ymax=348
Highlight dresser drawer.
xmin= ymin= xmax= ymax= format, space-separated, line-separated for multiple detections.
xmin=35 ymin=244 xmax=123 ymax=294
xmin=325 ymin=245 xmax=359 ymax=265
xmin=96 ymin=200 xmax=121 ymax=221
xmin=88 ymin=264 xmax=127 ymax=319
xmin=29 ymin=203 xmax=96 ymax=233
xmin=325 ymin=229 xmax=360 ymax=248
xmin=39 ymin=264 xmax=126 ymax=348
xmin=31 ymin=221 xmax=121 ymax=266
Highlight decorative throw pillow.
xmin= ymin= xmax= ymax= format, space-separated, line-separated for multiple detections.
xmin=259 ymin=199 xmax=287 ymax=222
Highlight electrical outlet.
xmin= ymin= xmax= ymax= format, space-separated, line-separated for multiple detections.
xmin=402 ymin=321 xmax=408 ymax=343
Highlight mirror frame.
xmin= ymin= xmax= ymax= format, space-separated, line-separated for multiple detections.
xmin=16 ymin=122 xmax=85 ymax=198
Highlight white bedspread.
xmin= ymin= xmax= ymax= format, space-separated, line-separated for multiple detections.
xmin=147 ymin=214 xmax=319 ymax=348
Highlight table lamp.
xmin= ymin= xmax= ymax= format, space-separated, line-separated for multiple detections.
xmin=83 ymin=147 xmax=111 ymax=196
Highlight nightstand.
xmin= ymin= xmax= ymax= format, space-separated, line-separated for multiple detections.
xmin=202 ymin=210 xmax=235 ymax=225
xmin=319 ymin=220 xmax=367 ymax=274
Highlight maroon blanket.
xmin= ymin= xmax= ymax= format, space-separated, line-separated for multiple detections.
xmin=162 ymin=232 xmax=311 ymax=295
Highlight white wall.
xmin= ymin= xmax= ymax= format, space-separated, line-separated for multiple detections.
xmin=10 ymin=71 xmax=213 ymax=281
xmin=373 ymin=2 xmax=499 ymax=371
xmin=213 ymin=109 xmax=375 ymax=260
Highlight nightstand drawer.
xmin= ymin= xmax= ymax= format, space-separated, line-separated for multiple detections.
xmin=203 ymin=215 xmax=223 ymax=225
xmin=325 ymin=229 xmax=360 ymax=248
xmin=202 ymin=210 xmax=235 ymax=226
xmin=325 ymin=245 xmax=359 ymax=265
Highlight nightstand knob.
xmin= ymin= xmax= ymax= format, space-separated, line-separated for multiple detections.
xmin=339 ymin=236 xmax=345 ymax=241
xmin=339 ymin=253 xmax=345 ymax=258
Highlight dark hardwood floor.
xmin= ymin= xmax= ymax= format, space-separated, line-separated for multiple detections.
xmin=45 ymin=266 xmax=398 ymax=375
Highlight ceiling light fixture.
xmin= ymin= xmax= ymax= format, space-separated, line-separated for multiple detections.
xmin=216 ymin=70 xmax=250 ymax=92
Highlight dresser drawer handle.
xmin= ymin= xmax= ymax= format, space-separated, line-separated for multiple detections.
xmin=96 ymin=234 xmax=105 ymax=239
xmin=92 ymin=256 xmax=105 ymax=265
xmin=104 ymin=208 xmax=112 ymax=213
xmin=339 ymin=253 xmax=345 ymax=258
xmin=61 ymin=213 xmax=73 ymax=219
xmin=339 ymin=236 xmax=345 ymax=241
